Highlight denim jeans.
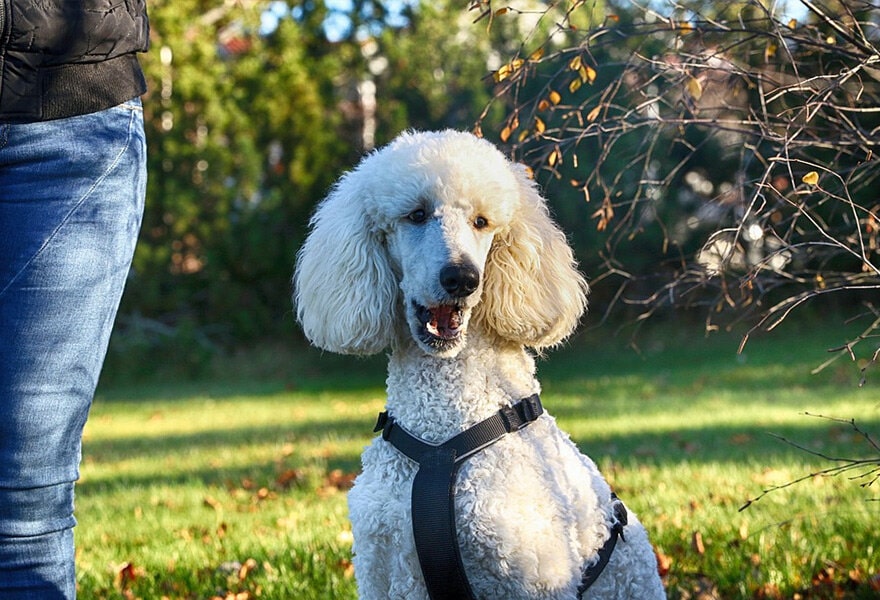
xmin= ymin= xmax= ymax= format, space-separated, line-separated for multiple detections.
xmin=0 ymin=100 xmax=146 ymax=598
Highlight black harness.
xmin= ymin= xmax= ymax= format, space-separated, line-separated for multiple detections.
xmin=373 ymin=394 xmax=627 ymax=600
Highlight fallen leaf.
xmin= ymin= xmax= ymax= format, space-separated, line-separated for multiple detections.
xmin=238 ymin=558 xmax=258 ymax=581
xmin=692 ymin=530 xmax=705 ymax=555
xmin=655 ymin=550 xmax=672 ymax=577
xmin=326 ymin=469 xmax=356 ymax=490
xmin=113 ymin=561 xmax=143 ymax=598
xmin=275 ymin=468 xmax=302 ymax=489
xmin=204 ymin=495 xmax=223 ymax=512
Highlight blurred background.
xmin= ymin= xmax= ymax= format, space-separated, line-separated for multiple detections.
xmin=104 ymin=0 xmax=880 ymax=383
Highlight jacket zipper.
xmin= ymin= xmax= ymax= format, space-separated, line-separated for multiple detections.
xmin=0 ymin=0 xmax=6 ymax=50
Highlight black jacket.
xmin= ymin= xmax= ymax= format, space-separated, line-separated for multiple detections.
xmin=0 ymin=0 xmax=149 ymax=123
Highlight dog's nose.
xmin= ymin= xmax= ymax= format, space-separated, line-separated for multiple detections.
xmin=440 ymin=263 xmax=480 ymax=298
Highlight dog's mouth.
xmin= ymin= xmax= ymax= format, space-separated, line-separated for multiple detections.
xmin=413 ymin=301 xmax=466 ymax=350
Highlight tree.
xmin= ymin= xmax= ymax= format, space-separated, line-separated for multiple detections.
xmin=109 ymin=1 xmax=520 ymax=377
xmin=475 ymin=0 xmax=880 ymax=379
xmin=108 ymin=0 xmax=350 ymax=377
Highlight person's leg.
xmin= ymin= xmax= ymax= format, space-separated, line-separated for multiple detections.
xmin=0 ymin=100 xmax=146 ymax=598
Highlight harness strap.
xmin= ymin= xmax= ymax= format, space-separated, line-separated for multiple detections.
xmin=374 ymin=394 xmax=543 ymax=600
xmin=373 ymin=394 xmax=626 ymax=599
xmin=576 ymin=493 xmax=628 ymax=598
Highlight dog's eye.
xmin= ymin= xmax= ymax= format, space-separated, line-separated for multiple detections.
xmin=473 ymin=216 xmax=489 ymax=230
xmin=407 ymin=209 xmax=427 ymax=224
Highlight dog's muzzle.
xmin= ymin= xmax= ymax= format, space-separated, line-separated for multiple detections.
xmin=414 ymin=301 xmax=465 ymax=349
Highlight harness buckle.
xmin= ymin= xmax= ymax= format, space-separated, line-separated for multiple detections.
xmin=522 ymin=394 xmax=542 ymax=421
xmin=374 ymin=411 xmax=393 ymax=440
xmin=499 ymin=405 xmax=523 ymax=432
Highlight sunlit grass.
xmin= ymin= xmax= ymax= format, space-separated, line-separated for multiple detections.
xmin=76 ymin=324 xmax=880 ymax=598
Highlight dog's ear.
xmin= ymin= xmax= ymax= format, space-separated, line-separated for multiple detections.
xmin=294 ymin=173 xmax=398 ymax=355
xmin=475 ymin=166 xmax=589 ymax=350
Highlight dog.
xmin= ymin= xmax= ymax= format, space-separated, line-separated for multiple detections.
xmin=294 ymin=130 xmax=665 ymax=599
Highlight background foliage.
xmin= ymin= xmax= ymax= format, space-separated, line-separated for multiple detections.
xmin=107 ymin=0 xmax=880 ymax=380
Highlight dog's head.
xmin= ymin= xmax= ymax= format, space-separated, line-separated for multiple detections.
xmin=294 ymin=130 xmax=588 ymax=357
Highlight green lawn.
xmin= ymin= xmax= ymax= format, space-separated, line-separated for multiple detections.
xmin=78 ymin=323 xmax=880 ymax=599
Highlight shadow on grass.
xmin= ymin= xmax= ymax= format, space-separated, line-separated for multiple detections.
xmin=78 ymin=407 xmax=880 ymax=499
xmin=87 ymin=323 xmax=878 ymax=496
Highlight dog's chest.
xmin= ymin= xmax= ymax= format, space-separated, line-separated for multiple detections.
xmin=352 ymin=419 xmax=610 ymax=596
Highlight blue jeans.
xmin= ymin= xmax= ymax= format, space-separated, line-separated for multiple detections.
xmin=0 ymin=100 xmax=146 ymax=598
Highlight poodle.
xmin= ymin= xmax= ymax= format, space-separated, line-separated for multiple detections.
xmin=294 ymin=130 xmax=665 ymax=599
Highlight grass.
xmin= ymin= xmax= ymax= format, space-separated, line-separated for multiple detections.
xmin=77 ymin=322 xmax=880 ymax=599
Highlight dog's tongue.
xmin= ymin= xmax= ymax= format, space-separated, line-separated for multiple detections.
xmin=428 ymin=306 xmax=462 ymax=339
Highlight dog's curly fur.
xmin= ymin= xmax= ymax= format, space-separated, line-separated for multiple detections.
xmin=294 ymin=130 xmax=665 ymax=599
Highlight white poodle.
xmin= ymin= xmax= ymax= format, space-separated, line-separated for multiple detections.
xmin=294 ymin=130 xmax=665 ymax=599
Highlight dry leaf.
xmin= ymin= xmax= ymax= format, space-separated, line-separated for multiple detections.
xmin=686 ymin=77 xmax=703 ymax=101
xmin=655 ymin=550 xmax=673 ymax=577
xmin=534 ymin=117 xmax=545 ymax=134
xmin=580 ymin=65 xmax=597 ymax=84
xmin=238 ymin=558 xmax=258 ymax=581
xmin=204 ymin=495 xmax=223 ymax=512
xmin=692 ymin=531 xmax=705 ymax=555
xmin=802 ymin=171 xmax=819 ymax=185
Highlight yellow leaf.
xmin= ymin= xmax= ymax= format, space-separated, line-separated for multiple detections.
xmin=493 ymin=64 xmax=511 ymax=83
xmin=529 ymin=47 xmax=545 ymax=61
xmin=686 ymin=76 xmax=703 ymax=100
xmin=549 ymin=90 xmax=561 ymax=105
xmin=788 ymin=18 xmax=797 ymax=29
xmin=764 ymin=41 xmax=778 ymax=62
xmin=679 ymin=21 xmax=693 ymax=34
xmin=802 ymin=171 xmax=820 ymax=186
xmin=548 ymin=149 xmax=558 ymax=166
xmin=586 ymin=105 xmax=601 ymax=122
xmin=517 ymin=129 xmax=530 ymax=142
xmin=494 ymin=7 xmax=508 ymax=16
xmin=500 ymin=125 xmax=512 ymax=143
xmin=569 ymin=55 xmax=582 ymax=71
xmin=569 ymin=78 xmax=583 ymax=94
xmin=537 ymin=99 xmax=551 ymax=112
xmin=535 ymin=117 xmax=545 ymax=134
xmin=584 ymin=65 xmax=597 ymax=83
xmin=493 ymin=58 xmax=524 ymax=83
